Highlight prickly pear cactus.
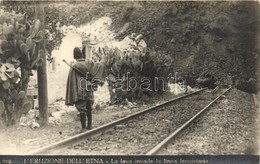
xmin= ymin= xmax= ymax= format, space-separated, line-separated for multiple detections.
xmin=0 ymin=9 xmax=43 ymax=126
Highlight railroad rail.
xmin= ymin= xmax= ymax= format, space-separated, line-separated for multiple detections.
xmin=146 ymin=87 xmax=232 ymax=155
xmin=27 ymin=88 xmax=206 ymax=155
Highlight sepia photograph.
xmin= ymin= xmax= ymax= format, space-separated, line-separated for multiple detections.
xmin=0 ymin=0 xmax=259 ymax=163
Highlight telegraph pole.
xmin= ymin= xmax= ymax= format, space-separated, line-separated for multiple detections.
xmin=35 ymin=3 xmax=48 ymax=126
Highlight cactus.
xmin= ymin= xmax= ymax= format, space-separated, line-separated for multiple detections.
xmin=0 ymin=63 xmax=18 ymax=90
xmin=17 ymin=39 xmax=24 ymax=47
xmin=11 ymin=76 xmax=19 ymax=84
xmin=0 ymin=24 xmax=3 ymax=35
xmin=0 ymin=41 xmax=3 ymax=55
xmin=0 ymin=15 xmax=7 ymax=24
xmin=0 ymin=12 xmax=44 ymax=126
xmin=17 ymin=25 xmax=26 ymax=34
xmin=0 ymin=73 xmax=8 ymax=81
xmin=19 ymin=43 xmax=29 ymax=55
xmin=13 ymin=70 xmax=19 ymax=77
xmin=2 ymin=80 xmax=10 ymax=90
xmin=15 ymin=21 xmax=19 ymax=33
xmin=0 ymin=101 xmax=4 ymax=115
xmin=0 ymin=13 xmax=23 ymax=125
xmin=36 ymin=30 xmax=44 ymax=38
xmin=30 ymin=19 xmax=40 ymax=38
xmin=10 ymin=90 xmax=18 ymax=99
xmin=36 ymin=58 xmax=44 ymax=67
xmin=13 ymin=51 xmax=22 ymax=60
xmin=5 ymin=63 xmax=15 ymax=71
xmin=31 ymin=49 xmax=43 ymax=68
xmin=31 ymin=43 xmax=36 ymax=57
xmin=17 ymin=91 xmax=26 ymax=99
xmin=26 ymin=37 xmax=33 ymax=50
xmin=22 ymin=102 xmax=32 ymax=114
xmin=14 ymin=94 xmax=28 ymax=120
xmin=32 ymin=31 xmax=44 ymax=43
xmin=1 ymin=39 xmax=8 ymax=52
xmin=10 ymin=18 xmax=16 ymax=27
xmin=3 ymin=23 xmax=13 ymax=35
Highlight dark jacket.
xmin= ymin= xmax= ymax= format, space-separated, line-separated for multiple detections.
xmin=65 ymin=59 xmax=105 ymax=105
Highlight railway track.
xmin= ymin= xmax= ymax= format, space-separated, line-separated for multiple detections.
xmin=27 ymin=87 xmax=231 ymax=155
xmin=147 ymin=87 xmax=231 ymax=155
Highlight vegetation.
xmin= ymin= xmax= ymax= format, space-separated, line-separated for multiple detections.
xmin=0 ymin=9 xmax=44 ymax=126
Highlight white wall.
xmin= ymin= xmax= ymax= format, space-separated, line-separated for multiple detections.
xmin=47 ymin=33 xmax=82 ymax=104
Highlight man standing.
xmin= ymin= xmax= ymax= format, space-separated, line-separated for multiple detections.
xmin=65 ymin=47 xmax=106 ymax=133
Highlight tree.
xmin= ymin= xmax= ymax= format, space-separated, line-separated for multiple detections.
xmin=35 ymin=4 xmax=48 ymax=126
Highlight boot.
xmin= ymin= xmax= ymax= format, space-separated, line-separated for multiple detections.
xmin=79 ymin=112 xmax=87 ymax=131
xmin=86 ymin=111 xmax=92 ymax=130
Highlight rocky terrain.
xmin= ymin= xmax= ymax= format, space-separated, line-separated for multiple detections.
xmin=51 ymin=1 xmax=259 ymax=86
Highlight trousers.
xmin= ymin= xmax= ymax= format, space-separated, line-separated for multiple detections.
xmin=75 ymin=99 xmax=93 ymax=112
